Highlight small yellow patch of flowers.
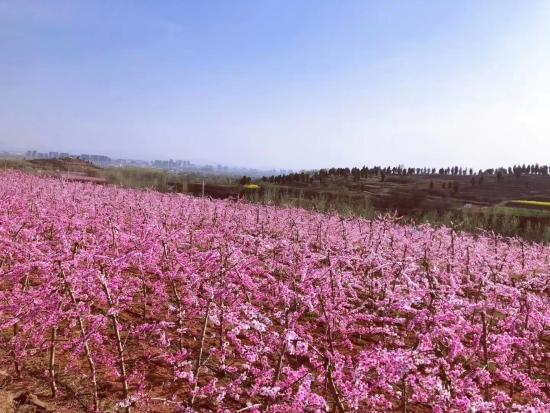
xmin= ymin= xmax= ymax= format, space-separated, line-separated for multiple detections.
xmin=512 ymin=200 xmax=550 ymax=207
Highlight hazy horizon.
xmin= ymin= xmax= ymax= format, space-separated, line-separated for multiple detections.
xmin=1 ymin=1 xmax=550 ymax=170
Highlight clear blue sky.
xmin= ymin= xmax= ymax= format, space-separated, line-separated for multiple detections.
xmin=1 ymin=1 xmax=550 ymax=169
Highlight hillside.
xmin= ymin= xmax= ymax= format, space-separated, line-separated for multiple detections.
xmin=261 ymin=173 xmax=550 ymax=210
xmin=0 ymin=171 xmax=548 ymax=412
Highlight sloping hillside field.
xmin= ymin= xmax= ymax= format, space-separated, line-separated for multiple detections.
xmin=0 ymin=171 xmax=548 ymax=412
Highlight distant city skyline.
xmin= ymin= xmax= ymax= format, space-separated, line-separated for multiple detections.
xmin=6 ymin=147 xmax=291 ymax=177
xmin=1 ymin=1 xmax=550 ymax=170
xmin=1 ymin=144 xmax=232 ymax=169
xmin=2 ymin=145 xmax=287 ymax=173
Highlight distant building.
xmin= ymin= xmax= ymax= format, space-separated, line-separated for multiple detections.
xmin=80 ymin=154 xmax=112 ymax=165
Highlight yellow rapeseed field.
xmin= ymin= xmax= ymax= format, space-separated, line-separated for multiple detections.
xmin=510 ymin=200 xmax=550 ymax=209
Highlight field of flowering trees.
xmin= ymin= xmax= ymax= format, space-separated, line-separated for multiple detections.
xmin=0 ymin=171 xmax=548 ymax=412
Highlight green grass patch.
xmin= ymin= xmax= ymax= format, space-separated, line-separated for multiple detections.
xmin=491 ymin=206 xmax=550 ymax=218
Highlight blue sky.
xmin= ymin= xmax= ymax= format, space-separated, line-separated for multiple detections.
xmin=1 ymin=1 xmax=550 ymax=169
